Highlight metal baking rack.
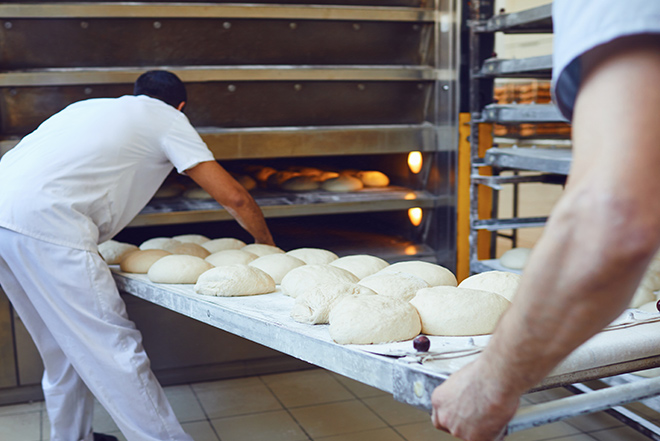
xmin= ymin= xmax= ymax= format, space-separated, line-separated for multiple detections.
xmin=466 ymin=1 xmax=571 ymax=274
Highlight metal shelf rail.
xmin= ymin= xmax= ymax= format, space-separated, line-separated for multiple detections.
xmin=466 ymin=1 xmax=569 ymax=272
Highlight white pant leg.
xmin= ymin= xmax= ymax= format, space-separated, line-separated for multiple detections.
xmin=0 ymin=228 xmax=192 ymax=441
xmin=0 ymin=260 xmax=95 ymax=441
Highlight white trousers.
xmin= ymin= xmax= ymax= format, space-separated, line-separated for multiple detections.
xmin=0 ymin=228 xmax=193 ymax=441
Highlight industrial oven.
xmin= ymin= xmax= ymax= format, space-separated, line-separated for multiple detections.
xmin=0 ymin=0 xmax=460 ymax=402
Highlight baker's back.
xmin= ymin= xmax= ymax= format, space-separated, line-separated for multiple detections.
xmin=0 ymin=95 xmax=211 ymax=251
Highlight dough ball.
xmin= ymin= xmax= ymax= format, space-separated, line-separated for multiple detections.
xmin=202 ymin=238 xmax=247 ymax=253
xmin=206 ymin=250 xmax=258 ymax=266
xmin=172 ymin=234 xmax=210 ymax=245
xmin=629 ymin=284 xmax=655 ymax=309
xmin=248 ymin=254 xmax=305 ymax=284
xmin=267 ymin=171 xmax=300 ymax=189
xmin=249 ymin=166 xmax=277 ymax=184
xmin=357 ymin=171 xmax=390 ymax=188
xmin=321 ymin=175 xmax=364 ymax=192
xmin=286 ymin=248 xmax=338 ymax=265
xmin=242 ymin=243 xmax=285 ymax=257
xmin=378 ymin=261 xmax=457 ymax=287
xmin=410 ymin=286 xmax=511 ymax=336
xmin=98 ymin=240 xmax=138 ymax=265
xmin=358 ymin=272 xmax=429 ymax=302
xmin=318 ymin=171 xmax=340 ymax=182
xmin=194 ymin=264 xmax=276 ymax=296
xmin=184 ymin=187 xmax=214 ymax=200
xmin=280 ymin=176 xmax=321 ymax=192
xmin=147 ymin=255 xmax=214 ymax=284
xmin=330 ymin=255 xmax=389 ymax=279
xmin=281 ymin=264 xmax=359 ymax=298
xmin=120 ymin=249 xmax=171 ymax=273
xmin=329 ymin=296 xmax=421 ymax=344
xmin=170 ymin=242 xmax=211 ymax=259
xmin=458 ymin=271 xmax=521 ymax=302
xmin=500 ymin=247 xmax=532 ymax=270
xmin=638 ymin=300 xmax=659 ymax=313
xmin=232 ymin=173 xmax=257 ymax=191
xmin=290 ymin=282 xmax=376 ymax=324
xmin=640 ymin=257 xmax=660 ymax=291
xmin=139 ymin=237 xmax=182 ymax=252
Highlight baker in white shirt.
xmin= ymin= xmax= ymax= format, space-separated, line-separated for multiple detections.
xmin=0 ymin=70 xmax=274 ymax=441
xmin=431 ymin=2 xmax=660 ymax=440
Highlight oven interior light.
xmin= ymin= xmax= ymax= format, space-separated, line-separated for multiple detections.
xmin=408 ymin=207 xmax=423 ymax=226
xmin=404 ymin=245 xmax=418 ymax=255
xmin=407 ymin=151 xmax=423 ymax=174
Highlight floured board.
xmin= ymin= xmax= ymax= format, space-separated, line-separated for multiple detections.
xmin=112 ymin=269 xmax=660 ymax=410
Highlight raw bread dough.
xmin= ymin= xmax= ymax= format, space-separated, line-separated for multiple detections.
xmin=639 ymin=256 xmax=660 ymax=291
xmin=629 ymin=284 xmax=655 ymax=309
xmin=248 ymin=254 xmax=305 ymax=284
xmin=458 ymin=271 xmax=521 ymax=302
xmin=184 ymin=187 xmax=213 ymax=200
xmin=120 ymin=249 xmax=171 ymax=273
xmin=638 ymin=300 xmax=659 ymax=313
xmin=202 ymin=238 xmax=247 ymax=253
xmin=205 ymin=250 xmax=258 ymax=266
xmin=172 ymin=234 xmax=210 ymax=245
xmin=280 ymin=175 xmax=321 ymax=192
xmin=286 ymin=248 xmax=338 ymax=265
xmin=280 ymin=264 xmax=360 ymax=298
xmin=267 ymin=171 xmax=300 ymax=189
xmin=329 ymin=295 xmax=421 ymax=344
xmin=377 ymin=261 xmax=457 ymax=287
xmin=147 ymin=255 xmax=214 ymax=284
xmin=233 ymin=174 xmax=257 ymax=191
xmin=321 ymin=175 xmax=364 ymax=192
xmin=290 ymin=281 xmax=376 ymax=324
xmin=139 ymin=237 xmax=182 ymax=252
xmin=170 ymin=242 xmax=211 ymax=259
xmin=194 ymin=264 xmax=276 ymax=296
xmin=318 ymin=171 xmax=339 ymax=181
xmin=242 ymin=243 xmax=285 ymax=257
xmin=98 ymin=240 xmax=138 ymax=265
xmin=500 ymin=247 xmax=532 ymax=270
xmin=358 ymin=272 xmax=429 ymax=302
xmin=330 ymin=255 xmax=389 ymax=279
xmin=410 ymin=286 xmax=511 ymax=336
xmin=357 ymin=171 xmax=389 ymax=188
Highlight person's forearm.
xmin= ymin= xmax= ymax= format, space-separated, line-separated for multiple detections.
xmin=222 ymin=193 xmax=275 ymax=245
xmin=185 ymin=161 xmax=275 ymax=245
xmin=476 ymin=190 xmax=653 ymax=397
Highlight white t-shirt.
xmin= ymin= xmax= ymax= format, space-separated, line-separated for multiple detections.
xmin=0 ymin=95 xmax=215 ymax=251
xmin=552 ymin=0 xmax=660 ymax=120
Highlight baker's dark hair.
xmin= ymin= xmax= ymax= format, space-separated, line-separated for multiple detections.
xmin=134 ymin=70 xmax=187 ymax=110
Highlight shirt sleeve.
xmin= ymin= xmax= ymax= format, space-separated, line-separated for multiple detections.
xmin=161 ymin=112 xmax=215 ymax=174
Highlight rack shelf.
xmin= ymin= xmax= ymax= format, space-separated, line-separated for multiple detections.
xmin=480 ymin=104 xmax=568 ymax=123
xmin=483 ymin=147 xmax=572 ymax=175
xmin=471 ymin=3 xmax=552 ymax=34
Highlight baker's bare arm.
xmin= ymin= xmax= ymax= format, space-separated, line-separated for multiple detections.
xmin=186 ymin=160 xmax=275 ymax=246
xmin=432 ymin=36 xmax=660 ymax=441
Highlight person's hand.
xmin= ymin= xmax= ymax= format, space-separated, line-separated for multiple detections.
xmin=431 ymin=360 xmax=520 ymax=441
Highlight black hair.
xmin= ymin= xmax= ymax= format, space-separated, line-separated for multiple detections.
xmin=133 ymin=70 xmax=187 ymax=110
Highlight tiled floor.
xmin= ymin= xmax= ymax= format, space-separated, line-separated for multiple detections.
xmin=2 ymin=368 xmax=660 ymax=441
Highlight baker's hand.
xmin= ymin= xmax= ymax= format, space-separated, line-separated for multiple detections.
xmin=431 ymin=361 xmax=520 ymax=441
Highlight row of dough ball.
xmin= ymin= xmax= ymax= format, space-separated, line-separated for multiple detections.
xmin=100 ymin=235 xmax=524 ymax=345
xmin=498 ymin=246 xmax=660 ymax=311
xmin=157 ymin=169 xmax=391 ymax=200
